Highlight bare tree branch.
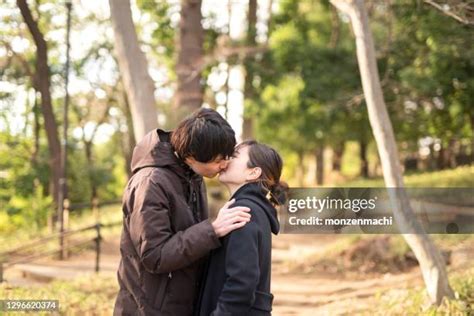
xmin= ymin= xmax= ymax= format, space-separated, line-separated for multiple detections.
xmin=424 ymin=0 xmax=474 ymax=25
xmin=1 ymin=40 xmax=36 ymax=87
xmin=183 ymin=44 xmax=268 ymax=86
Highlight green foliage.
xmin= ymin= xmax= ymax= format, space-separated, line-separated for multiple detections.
xmin=257 ymin=75 xmax=309 ymax=152
xmin=253 ymin=0 xmax=365 ymax=167
xmin=0 ymin=132 xmax=53 ymax=233
xmin=253 ymin=0 xmax=473 ymax=183
xmin=1 ymin=0 xmax=473 ymax=236
xmin=94 ymin=136 xmax=128 ymax=201
xmin=137 ymin=0 xmax=176 ymax=68
xmin=5 ymin=181 xmax=53 ymax=232
xmin=0 ymin=129 xmax=126 ymax=233
xmin=370 ymin=267 xmax=474 ymax=315
xmin=386 ymin=1 xmax=474 ymax=146
xmin=0 ymin=1 xmax=128 ymax=234
xmin=342 ymin=165 xmax=474 ymax=188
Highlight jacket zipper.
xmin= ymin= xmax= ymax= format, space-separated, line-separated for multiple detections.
xmin=157 ymin=272 xmax=172 ymax=311
xmin=190 ymin=187 xmax=200 ymax=223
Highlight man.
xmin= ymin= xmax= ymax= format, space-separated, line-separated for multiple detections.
xmin=114 ymin=108 xmax=251 ymax=315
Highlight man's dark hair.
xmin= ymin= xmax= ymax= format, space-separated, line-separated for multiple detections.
xmin=171 ymin=108 xmax=236 ymax=163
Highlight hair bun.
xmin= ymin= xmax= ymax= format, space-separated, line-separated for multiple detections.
xmin=270 ymin=181 xmax=289 ymax=205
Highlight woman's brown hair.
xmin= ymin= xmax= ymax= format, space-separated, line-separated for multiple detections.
xmin=236 ymin=140 xmax=288 ymax=205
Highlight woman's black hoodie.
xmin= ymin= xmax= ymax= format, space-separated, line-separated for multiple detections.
xmin=197 ymin=182 xmax=280 ymax=316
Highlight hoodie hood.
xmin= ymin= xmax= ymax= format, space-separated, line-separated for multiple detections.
xmin=231 ymin=182 xmax=280 ymax=234
xmin=130 ymin=129 xmax=195 ymax=179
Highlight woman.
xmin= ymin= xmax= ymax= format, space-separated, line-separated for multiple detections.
xmin=197 ymin=140 xmax=288 ymax=316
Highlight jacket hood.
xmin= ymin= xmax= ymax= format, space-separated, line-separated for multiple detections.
xmin=231 ymin=182 xmax=280 ymax=234
xmin=130 ymin=129 xmax=195 ymax=179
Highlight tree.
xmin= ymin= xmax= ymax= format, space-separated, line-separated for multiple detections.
xmin=254 ymin=0 xmax=361 ymax=184
xmin=174 ymin=0 xmax=204 ymax=122
xmin=331 ymin=0 xmax=454 ymax=305
xmin=72 ymin=88 xmax=113 ymax=204
xmin=242 ymin=0 xmax=258 ymax=140
xmin=17 ymin=0 xmax=61 ymax=204
xmin=387 ymin=1 xmax=474 ymax=169
xmin=109 ymin=0 xmax=158 ymax=143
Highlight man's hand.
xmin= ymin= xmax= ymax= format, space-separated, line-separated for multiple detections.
xmin=212 ymin=199 xmax=251 ymax=237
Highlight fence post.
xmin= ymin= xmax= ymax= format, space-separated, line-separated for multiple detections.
xmin=61 ymin=199 xmax=70 ymax=259
xmin=92 ymin=197 xmax=100 ymax=224
xmin=95 ymin=224 xmax=101 ymax=273
xmin=0 ymin=261 xmax=3 ymax=283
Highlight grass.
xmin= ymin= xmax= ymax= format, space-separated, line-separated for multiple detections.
xmin=332 ymin=166 xmax=474 ymax=208
xmin=340 ymin=165 xmax=474 ymax=187
xmin=0 ymin=205 xmax=122 ymax=315
xmin=285 ymin=234 xmax=474 ymax=278
xmin=368 ymin=267 xmax=474 ymax=315
xmin=0 ymin=273 xmax=118 ymax=315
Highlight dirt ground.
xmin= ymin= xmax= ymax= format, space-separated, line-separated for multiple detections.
xmin=270 ymin=234 xmax=473 ymax=315
xmin=270 ymin=234 xmax=421 ymax=315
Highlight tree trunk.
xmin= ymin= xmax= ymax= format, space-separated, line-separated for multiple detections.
xmin=222 ymin=0 xmax=232 ymax=121
xmin=223 ymin=65 xmax=230 ymax=120
xmin=31 ymin=89 xmax=40 ymax=166
xmin=242 ymin=0 xmax=258 ymax=140
xmin=17 ymin=0 xmax=61 ymax=204
xmin=359 ymin=139 xmax=369 ymax=178
xmin=297 ymin=151 xmax=305 ymax=186
xmin=109 ymin=0 xmax=157 ymax=143
xmin=332 ymin=142 xmax=344 ymax=171
xmin=85 ymin=147 xmax=97 ymax=207
xmin=330 ymin=5 xmax=341 ymax=48
xmin=84 ymin=140 xmax=98 ymax=204
xmin=174 ymin=0 xmax=204 ymax=122
xmin=428 ymin=142 xmax=437 ymax=170
xmin=122 ymin=89 xmax=136 ymax=180
xmin=331 ymin=0 xmax=453 ymax=305
xmin=447 ymin=138 xmax=456 ymax=168
xmin=437 ymin=144 xmax=446 ymax=170
xmin=471 ymin=114 xmax=474 ymax=163
xmin=315 ymin=146 xmax=324 ymax=185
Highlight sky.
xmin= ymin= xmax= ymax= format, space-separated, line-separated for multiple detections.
xmin=0 ymin=0 xmax=274 ymax=144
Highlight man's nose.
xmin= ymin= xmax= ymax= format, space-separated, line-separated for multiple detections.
xmin=220 ymin=160 xmax=229 ymax=169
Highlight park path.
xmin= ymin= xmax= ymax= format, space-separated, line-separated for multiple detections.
xmin=270 ymin=234 xmax=424 ymax=315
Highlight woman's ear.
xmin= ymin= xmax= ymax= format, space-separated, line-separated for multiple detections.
xmin=247 ymin=167 xmax=262 ymax=181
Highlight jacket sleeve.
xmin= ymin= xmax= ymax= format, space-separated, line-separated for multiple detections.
xmin=211 ymin=221 xmax=260 ymax=316
xmin=128 ymin=177 xmax=220 ymax=274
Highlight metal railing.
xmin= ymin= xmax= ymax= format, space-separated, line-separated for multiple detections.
xmin=0 ymin=224 xmax=105 ymax=283
xmin=0 ymin=197 xmax=123 ymax=283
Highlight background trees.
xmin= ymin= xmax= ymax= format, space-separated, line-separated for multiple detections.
xmin=109 ymin=0 xmax=158 ymax=142
xmin=0 ymin=0 xmax=472 ymax=304
xmin=1 ymin=0 xmax=471 ymax=208
xmin=331 ymin=0 xmax=453 ymax=304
